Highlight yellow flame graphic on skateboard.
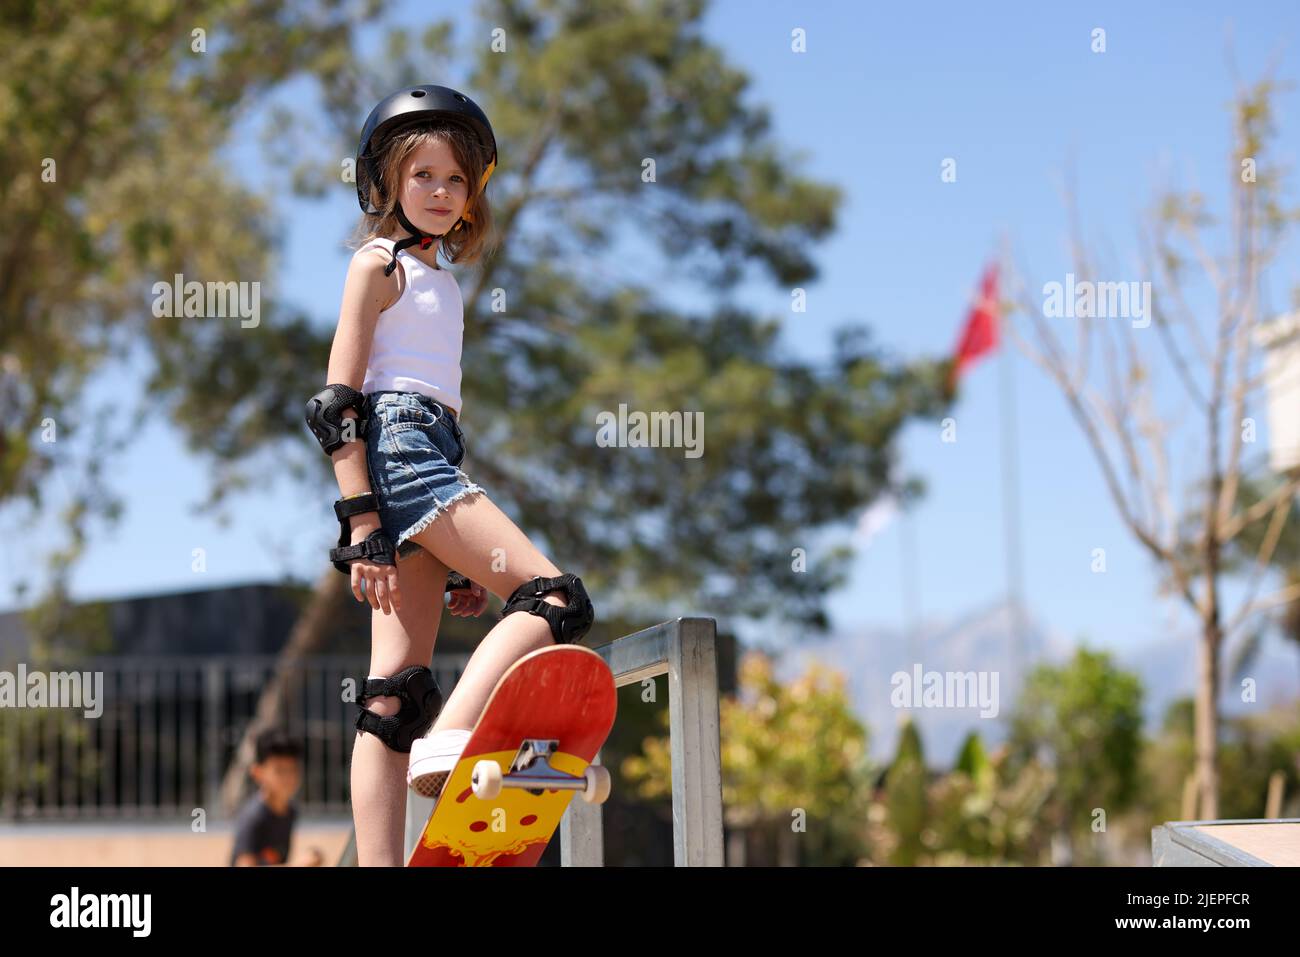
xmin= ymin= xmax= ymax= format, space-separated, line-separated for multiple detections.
xmin=418 ymin=748 xmax=589 ymax=866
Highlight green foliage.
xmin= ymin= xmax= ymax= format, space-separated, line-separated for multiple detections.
xmin=2 ymin=0 xmax=946 ymax=646
xmin=880 ymin=719 xmax=927 ymax=865
xmin=867 ymin=725 xmax=1056 ymax=866
xmin=621 ymin=650 xmax=875 ymax=865
xmin=1216 ymin=468 xmax=1300 ymax=669
xmin=1141 ymin=697 xmax=1300 ymax=823
xmin=923 ymin=738 xmax=1055 ymax=865
xmin=953 ymin=729 xmax=992 ymax=782
xmin=1007 ymin=647 xmax=1144 ymax=856
xmin=0 ymin=0 xmax=377 ymax=639
xmin=623 ymin=652 xmax=1295 ymax=865
xmin=1217 ymin=717 xmax=1300 ymax=819
xmin=0 ymin=0 xmax=368 ymax=505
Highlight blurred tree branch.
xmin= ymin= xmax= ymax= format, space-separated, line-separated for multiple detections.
xmin=1009 ymin=69 xmax=1300 ymax=819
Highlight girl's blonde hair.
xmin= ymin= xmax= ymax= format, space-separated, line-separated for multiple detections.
xmin=348 ymin=122 xmax=497 ymax=266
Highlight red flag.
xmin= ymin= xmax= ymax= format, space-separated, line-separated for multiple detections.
xmin=948 ymin=263 xmax=1000 ymax=393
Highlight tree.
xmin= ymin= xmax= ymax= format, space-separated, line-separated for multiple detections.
xmin=923 ymin=733 xmax=1056 ymax=865
xmin=879 ymin=717 xmax=928 ymax=866
xmin=0 ymin=0 xmax=381 ymax=629
xmin=1007 ymin=647 xmax=1144 ymax=863
xmin=1216 ymin=467 xmax=1300 ymax=688
xmin=1011 ymin=71 xmax=1300 ymax=819
xmin=3 ymin=1 xmax=947 ymax=813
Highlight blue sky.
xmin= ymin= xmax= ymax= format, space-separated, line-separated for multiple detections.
xmin=5 ymin=1 xmax=1299 ymax=685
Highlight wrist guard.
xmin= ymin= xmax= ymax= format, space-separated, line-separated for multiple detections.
xmin=329 ymin=493 xmax=393 ymax=573
xmin=327 ymin=494 xmax=473 ymax=595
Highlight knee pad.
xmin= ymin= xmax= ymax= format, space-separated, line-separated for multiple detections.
xmin=354 ymin=665 xmax=442 ymax=753
xmin=500 ymin=573 xmax=595 ymax=645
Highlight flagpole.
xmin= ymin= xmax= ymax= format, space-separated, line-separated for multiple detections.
xmin=900 ymin=498 xmax=920 ymax=667
xmin=998 ymin=247 xmax=1027 ymax=673
xmin=951 ymin=254 xmax=1024 ymax=671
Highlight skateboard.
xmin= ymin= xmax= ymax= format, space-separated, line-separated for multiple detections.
xmin=407 ymin=643 xmax=617 ymax=866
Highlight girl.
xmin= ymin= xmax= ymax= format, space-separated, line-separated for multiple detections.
xmin=316 ymin=85 xmax=596 ymax=866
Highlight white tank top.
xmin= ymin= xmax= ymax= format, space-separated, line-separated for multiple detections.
xmin=359 ymin=236 xmax=465 ymax=415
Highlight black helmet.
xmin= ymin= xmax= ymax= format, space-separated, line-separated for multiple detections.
xmin=355 ymin=84 xmax=498 ymax=273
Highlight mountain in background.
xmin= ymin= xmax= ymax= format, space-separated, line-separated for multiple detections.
xmin=774 ymin=599 xmax=1300 ymax=766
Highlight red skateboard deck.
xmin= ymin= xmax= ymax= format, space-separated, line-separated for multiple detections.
xmin=407 ymin=644 xmax=617 ymax=866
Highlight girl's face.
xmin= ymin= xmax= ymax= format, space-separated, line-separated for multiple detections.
xmin=398 ymin=138 xmax=470 ymax=236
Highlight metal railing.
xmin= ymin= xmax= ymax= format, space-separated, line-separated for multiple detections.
xmin=3 ymin=618 xmax=724 ymax=863
xmin=402 ymin=618 xmax=724 ymax=866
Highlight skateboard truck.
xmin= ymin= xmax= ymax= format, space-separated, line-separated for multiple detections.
xmin=471 ymin=738 xmax=612 ymax=805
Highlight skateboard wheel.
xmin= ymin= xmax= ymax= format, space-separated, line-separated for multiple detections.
xmin=582 ymin=764 xmax=611 ymax=804
xmin=471 ymin=760 xmax=502 ymax=800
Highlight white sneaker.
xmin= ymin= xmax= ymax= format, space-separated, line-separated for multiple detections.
xmin=408 ymin=729 xmax=474 ymax=799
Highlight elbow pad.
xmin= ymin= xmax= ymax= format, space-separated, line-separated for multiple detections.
xmin=305 ymin=384 xmax=370 ymax=456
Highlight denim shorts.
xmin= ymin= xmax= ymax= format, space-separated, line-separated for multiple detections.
xmin=364 ymin=390 xmax=486 ymax=559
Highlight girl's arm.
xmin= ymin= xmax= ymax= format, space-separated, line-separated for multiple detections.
xmin=326 ymin=248 xmax=402 ymax=611
xmin=325 ymin=248 xmax=399 ymax=508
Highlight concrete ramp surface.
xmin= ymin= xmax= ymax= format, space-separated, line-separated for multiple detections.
xmin=1152 ymin=819 xmax=1300 ymax=866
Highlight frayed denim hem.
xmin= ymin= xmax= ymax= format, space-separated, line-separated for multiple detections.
xmin=394 ymin=476 xmax=485 ymax=557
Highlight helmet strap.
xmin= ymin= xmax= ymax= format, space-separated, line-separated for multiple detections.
xmin=383 ymin=203 xmax=463 ymax=276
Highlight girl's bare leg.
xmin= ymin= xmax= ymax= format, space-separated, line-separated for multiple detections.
xmin=405 ymin=490 xmax=575 ymax=733
xmin=350 ymin=546 xmax=449 ymax=866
